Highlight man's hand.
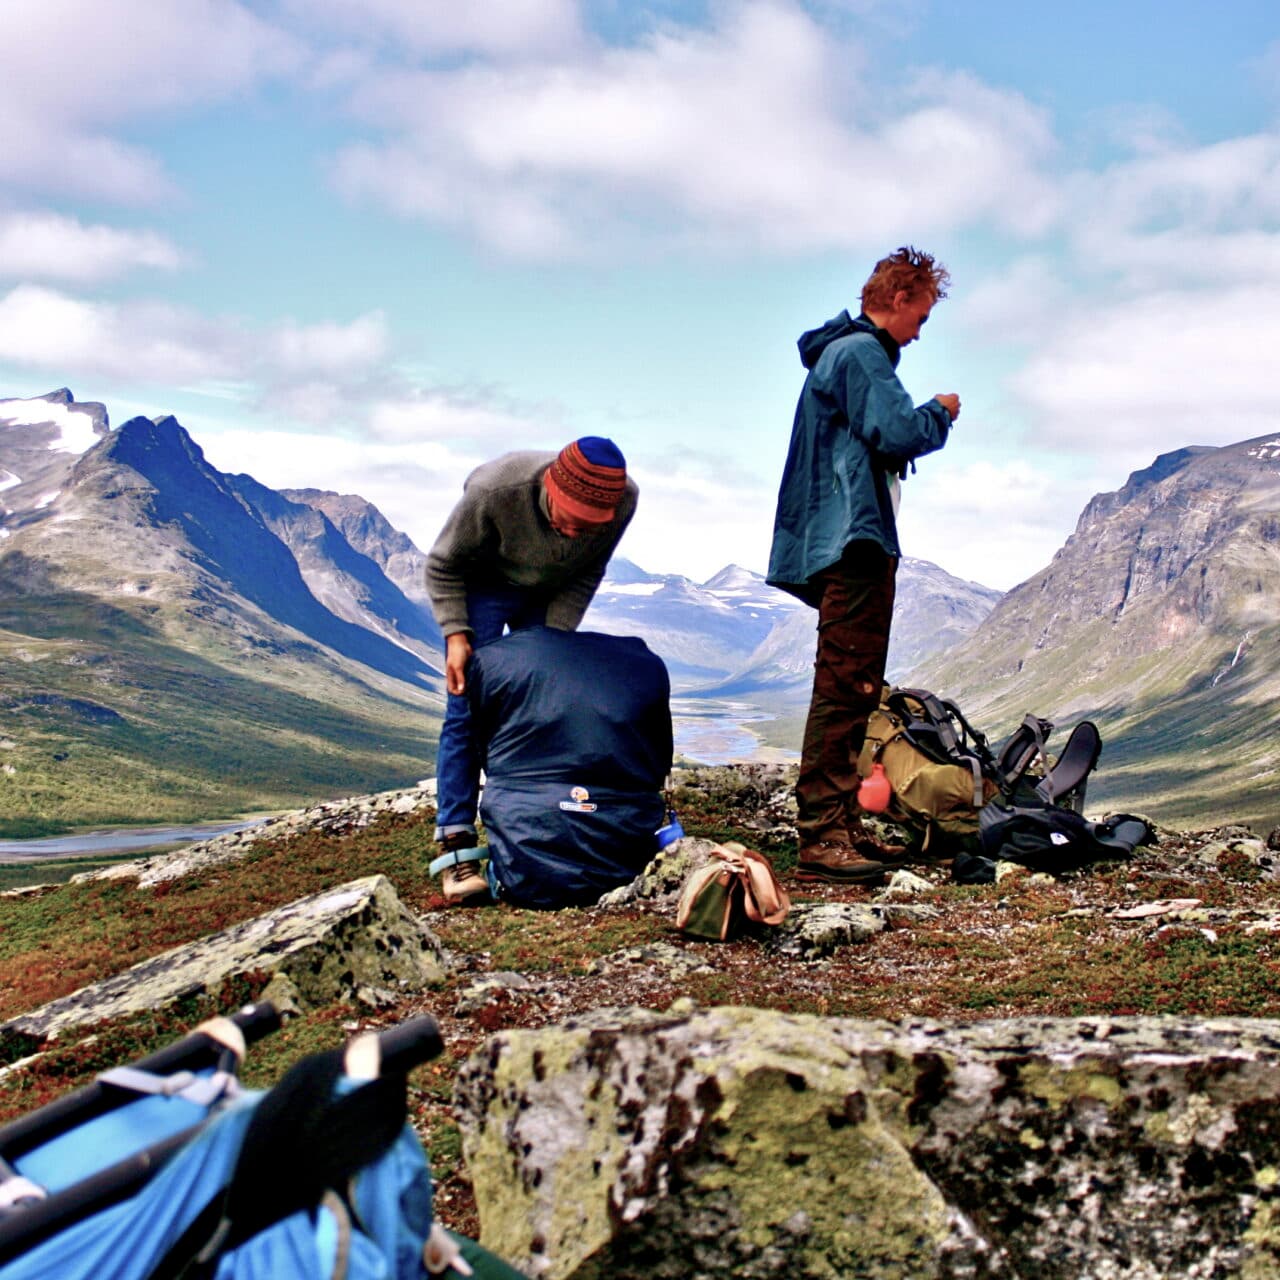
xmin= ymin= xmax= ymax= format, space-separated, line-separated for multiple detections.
xmin=935 ymin=393 xmax=960 ymax=421
xmin=445 ymin=632 xmax=473 ymax=696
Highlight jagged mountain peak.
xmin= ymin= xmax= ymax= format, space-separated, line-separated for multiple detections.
xmin=283 ymin=488 xmax=415 ymax=551
xmin=602 ymin=556 xmax=661 ymax=586
xmin=99 ymin=413 xmax=217 ymax=485
xmin=701 ymin=564 xmax=762 ymax=592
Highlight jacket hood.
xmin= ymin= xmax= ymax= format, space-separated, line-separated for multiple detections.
xmin=798 ymin=310 xmax=900 ymax=370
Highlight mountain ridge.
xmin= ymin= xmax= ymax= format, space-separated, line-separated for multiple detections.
xmin=0 ymin=388 xmax=1043 ymax=833
xmin=914 ymin=431 xmax=1280 ymax=828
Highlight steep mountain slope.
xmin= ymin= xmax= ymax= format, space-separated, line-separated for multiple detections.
xmin=282 ymin=488 xmax=434 ymax=611
xmin=234 ymin=478 xmax=442 ymax=660
xmin=0 ymin=393 xmax=444 ymax=835
xmin=915 ymin=434 xmax=1280 ymax=829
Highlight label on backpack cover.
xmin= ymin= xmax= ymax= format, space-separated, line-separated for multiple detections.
xmin=559 ymin=784 xmax=598 ymax=813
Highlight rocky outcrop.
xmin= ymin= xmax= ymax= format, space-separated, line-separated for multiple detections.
xmin=1 ymin=875 xmax=447 ymax=1050
xmin=455 ymin=1005 xmax=1280 ymax=1280
xmin=76 ymin=782 xmax=437 ymax=887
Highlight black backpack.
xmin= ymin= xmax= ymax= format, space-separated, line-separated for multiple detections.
xmin=954 ymin=808 xmax=1156 ymax=883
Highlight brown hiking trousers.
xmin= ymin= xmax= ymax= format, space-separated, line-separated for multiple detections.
xmin=796 ymin=540 xmax=897 ymax=846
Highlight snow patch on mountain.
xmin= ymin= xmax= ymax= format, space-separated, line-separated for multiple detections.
xmin=0 ymin=396 xmax=103 ymax=454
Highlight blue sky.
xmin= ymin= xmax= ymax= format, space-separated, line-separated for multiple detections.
xmin=1 ymin=0 xmax=1277 ymax=590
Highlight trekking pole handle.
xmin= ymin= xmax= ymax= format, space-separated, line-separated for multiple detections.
xmin=231 ymin=1000 xmax=286 ymax=1047
xmin=374 ymin=1016 xmax=444 ymax=1076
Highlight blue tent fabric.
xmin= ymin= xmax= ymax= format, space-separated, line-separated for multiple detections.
xmin=467 ymin=627 xmax=673 ymax=908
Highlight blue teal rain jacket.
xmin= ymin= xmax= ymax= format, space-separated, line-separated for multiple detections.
xmin=766 ymin=310 xmax=952 ymax=601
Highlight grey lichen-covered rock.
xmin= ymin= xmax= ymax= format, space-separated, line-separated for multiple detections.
xmin=595 ymin=838 xmax=719 ymax=909
xmin=455 ymin=971 xmax=540 ymax=1017
xmin=586 ymin=941 xmax=717 ymax=982
xmin=878 ymin=869 xmax=936 ymax=899
xmin=1195 ymin=835 xmax=1277 ymax=879
xmin=767 ymin=900 xmax=887 ymax=959
xmin=454 ymin=1006 xmax=1280 ymax=1279
xmin=1 ymin=875 xmax=447 ymax=1047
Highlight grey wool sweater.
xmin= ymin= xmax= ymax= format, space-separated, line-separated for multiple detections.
xmin=424 ymin=450 xmax=638 ymax=638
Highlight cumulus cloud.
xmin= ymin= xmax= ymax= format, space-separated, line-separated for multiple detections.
xmin=1070 ymin=132 xmax=1280 ymax=290
xmin=269 ymin=313 xmax=390 ymax=375
xmin=365 ymin=392 xmax=568 ymax=445
xmin=971 ymin=123 xmax=1280 ymax=476
xmin=0 ymin=285 xmax=390 ymax=395
xmin=1007 ymin=283 xmax=1280 ymax=461
xmin=281 ymin=0 xmax=583 ymax=58
xmin=897 ymin=456 xmax=1092 ymax=592
xmin=0 ymin=211 xmax=183 ymax=283
xmin=195 ymin=424 xmax=477 ymax=553
xmin=0 ymin=0 xmax=299 ymax=201
xmin=332 ymin=0 xmax=1058 ymax=257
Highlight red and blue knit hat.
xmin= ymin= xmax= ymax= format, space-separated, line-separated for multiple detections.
xmin=544 ymin=437 xmax=627 ymax=524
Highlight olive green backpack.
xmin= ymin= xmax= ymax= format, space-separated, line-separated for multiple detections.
xmin=857 ymin=686 xmax=1057 ymax=855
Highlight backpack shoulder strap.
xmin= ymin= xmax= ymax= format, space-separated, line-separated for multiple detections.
xmin=994 ymin=714 xmax=1053 ymax=799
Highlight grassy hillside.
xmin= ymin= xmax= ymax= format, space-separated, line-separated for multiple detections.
xmin=0 ymin=593 xmax=443 ymax=836
xmin=914 ymin=607 xmax=1280 ymax=832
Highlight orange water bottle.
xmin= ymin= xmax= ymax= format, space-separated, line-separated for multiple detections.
xmin=858 ymin=763 xmax=892 ymax=813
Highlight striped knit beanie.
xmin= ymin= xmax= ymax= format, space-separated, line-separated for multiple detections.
xmin=544 ymin=437 xmax=627 ymax=524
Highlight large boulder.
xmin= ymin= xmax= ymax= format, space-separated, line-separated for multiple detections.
xmin=1 ymin=875 xmax=447 ymax=1049
xmin=454 ymin=1004 xmax=1280 ymax=1279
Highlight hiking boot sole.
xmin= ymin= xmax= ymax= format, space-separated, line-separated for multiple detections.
xmin=796 ymin=861 xmax=886 ymax=885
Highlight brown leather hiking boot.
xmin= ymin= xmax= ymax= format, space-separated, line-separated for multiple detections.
xmin=796 ymin=840 xmax=887 ymax=885
xmin=846 ymin=822 xmax=908 ymax=863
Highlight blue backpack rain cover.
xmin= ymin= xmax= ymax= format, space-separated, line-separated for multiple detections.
xmin=468 ymin=627 xmax=673 ymax=909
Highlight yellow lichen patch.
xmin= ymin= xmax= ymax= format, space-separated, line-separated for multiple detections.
xmin=1018 ymin=1061 xmax=1124 ymax=1110
xmin=695 ymin=1059 xmax=951 ymax=1272
xmin=1142 ymin=1092 xmax=1230 ymax=1148
xmin=1242 ymin=1199 xmax=1280 ymax=1278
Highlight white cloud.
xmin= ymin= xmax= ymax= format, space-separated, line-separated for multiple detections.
xmin=897 ymin=456 xmax=1089 ymax=592
xmin=332 ymin=0 xmax=1058 ymax=257
xmin=1069 ymin=132 xmax=1280 ymax=289
xmin=1008 ymin=284 xmax=1280 ymax=462
xmin=0 ymin=285 xmax=391 ymax=393
xmin=366 ymin=393 xmax=567 ymax=446
xmin=0 ymin=286 xmax=229 ymax=383
xmin=0 ymin=211 xmax=183 ymax=283
xmin=270 ymin=313 xmax=390 ymax=375
xmin=283 ymin=0 xmax=584 ymax=58
xmin=0 ymin=0 xmax=299 ymax=201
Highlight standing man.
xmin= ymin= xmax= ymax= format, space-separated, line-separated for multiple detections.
xmin=767 ymin=246 xmax=960 ymax=886
xmin=425 ymin=438 xmax=638 ymax=903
